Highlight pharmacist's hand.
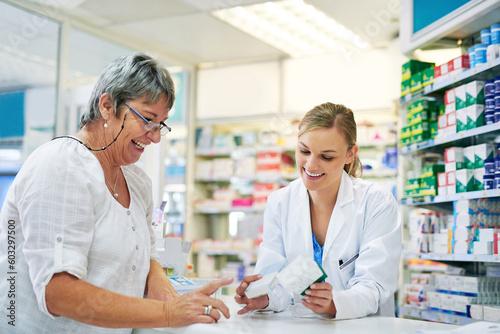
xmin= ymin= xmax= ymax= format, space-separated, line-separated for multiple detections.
xmin=234 ymin=274 xmax=269 ymax=315
xmin=164 ymin=277 xmax=233 ymax=327
xmin=301 ymin=282 xmax=336 ymax=316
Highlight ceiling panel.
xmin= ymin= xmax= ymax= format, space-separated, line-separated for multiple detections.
xmin=108 ymin=12 xmax=285 ymax=63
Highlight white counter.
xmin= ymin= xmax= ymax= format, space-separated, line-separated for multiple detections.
xmin=133 ymin=296 xmax=458 ymax=334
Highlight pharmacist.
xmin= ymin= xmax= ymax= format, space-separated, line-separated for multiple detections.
xmin=235 ymin=102 xmax=401 ymax=319
xmin=0 ymin=53 xmax=232 ymax=333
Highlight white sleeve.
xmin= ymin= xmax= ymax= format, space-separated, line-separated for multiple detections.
xmin=332 ymin=190 xmax=401 ymax=319
xmin=254 ymin=193 xmax=293 ymax=312
xmin=16 ymin=146 xmax=101 ymax=318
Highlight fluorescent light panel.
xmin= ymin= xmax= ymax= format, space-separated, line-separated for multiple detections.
xmin=212 ymin=0 xmax=370 ymax=58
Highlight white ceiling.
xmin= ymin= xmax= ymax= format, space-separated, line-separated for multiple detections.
xmin=59 ymin=0 xmax=400 ymax=65
xmin=0 ymin=0 xmax=399 ymax=92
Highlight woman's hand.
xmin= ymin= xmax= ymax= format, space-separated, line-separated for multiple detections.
xmin=234 ymin=274 xmax=269 ymax=315
xmin=146 ymin=260 xmax=180 ymax=301
xmin=301 ymin=282 xmax=337 ymax=316
xmin=147 ymin=273 xmax=180 ymax=301
xmin=163 ymin=277 xmax=233 ymax=327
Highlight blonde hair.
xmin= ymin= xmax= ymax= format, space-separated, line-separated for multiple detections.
xmin=298 ymin=102 xmax=363 ymax=178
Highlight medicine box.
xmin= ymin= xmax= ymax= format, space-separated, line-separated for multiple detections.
xmin=421 ymin=164 xmax=444 ymax=177
xmin=474 ymin=144 xmax=495 ymax=168
xmin=447 ymin=171 xmax=456 ymax=195
xmin=455 ymin=85 xmax=466 ymax=110
xmin=464 ymin=146 xmax=475 ymax=170
xmin=444 ymin=88 xmax=456 ymax=113
xmin=410 ymin=73 xmax=423 ymax=93
xmin=422 ymin=67 xmax=434 ymax=87
xmin=466 ymin=104 xmax=485 ymax=130
xmin=401 ymin=79 xmax=410 ymax=97
xmin=466 ymin=80 xmax=485 ymax=106
xmin=456 ymin=108 xmax=468 ymax=132
xmin=456 ymin=169 xmax=474 ymax=193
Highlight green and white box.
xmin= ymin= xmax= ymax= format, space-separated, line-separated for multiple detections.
xmin=466 ymin=104 xmax=485 ymax=130
xmin=455 ymin=84 xmax=466 ymax=110
xmin=466 ymin=80 xmax=485 ymax=106
xmin=464 ymin=146 xmax=476 ymax=170
xmin=456 ymin=108 xmax=468 ymax=132
xmin=474 ymin=144 xmax=495 ymax=168
xmin=456 ymin=169 xmax=474 ymax=193
xmin=474 ymin=168 xmax=485 ymax=191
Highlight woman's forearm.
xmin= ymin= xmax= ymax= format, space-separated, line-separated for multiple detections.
xmin=46 ymin=272 xmax=168 ymax=328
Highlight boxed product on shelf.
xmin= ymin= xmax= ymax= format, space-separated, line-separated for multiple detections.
xmin=437 ymin=172 xmax=447 ymax=195
xmin=466 ymin=104 xmax=485 ymax=129
xmin=212 ymin=158 xmax=234 ymax=180
xmin=464 ymin=146 xmax=476 ymax=170
xmin=456 ymin=108 xmax=468 ymax=132
xmin=447 ymin=171 xmax=457 ymax=195
xmin=455 ymin=84 xmax=466 ymax=111
xmin=401 ymin=79 xmax=411 ymax=97
xmin=402 ymin=59 xmax=434 ymax=81
xmin=410 ymin=72 xmax=423 ymax=93
xmin=456 ymin=169 xmax=474 ymax=192
xmin=444 ymin=147 xmax=464 ymax=171
xmin=252 ymin=182 xmax=279 ymax=210
xmin=444 ymin=88 xmax=456 ymax=113
xmin=466 ymin=81 xmax=485 ymax=106
xmin=421 ymin=164 xmax=444 ymax=178
xmin=473 ymin=168 xmax=485 ymax=191
xmin=422 ymin=67 xmax=434 ymax=87
xmin=403 ymin=284 xmax=429 ymax=309
xmin=195 ymin=160 xmax=213 ymax=179
xmin=475 ymin=143 xmax=495 ymax=168
xmin=420 ymin=176 xmax=437 ymax=196
xmin=483 ymin=306 xmax=500 ymax=322
xmin=449 ymin=54 xmax=470 ymax=77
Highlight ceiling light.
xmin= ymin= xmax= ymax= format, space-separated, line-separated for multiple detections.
xmin=212 ymin=0 xmax=370 ymax=58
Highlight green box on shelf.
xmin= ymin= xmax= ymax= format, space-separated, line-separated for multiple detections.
xmin=466 ymin=105 xmax=485 ymax=130
xmin=420 ymin=165 xmax=444 ymax=178
xmin=456 ymin=169 xmax=474 ymax=193
xmin=466 ymin=81 xmax=485 ymax=106
xmin=401 ymin=125 xmax=412 ymax=138
xmin=411 ymin=110 xmax=429 ymax=124
xmin=456 ymin=108 xmax=468 ymax=132
xmin=410 ymin=99 xmax=436 ymax=114
xmin=438 ymin=104 xmax=445 ymax=116
xmin=410 ymin=72 xmax=423 ymax=93
xmin=411 ymin=131 xmax=430 ymax=143
xmin=430 ymin=122 xmax=438 ymax=138
xmin=422 ymin=67 xmax=434 ymax=87
xmin=400 ymin=136 xmax=411 ymax=145
xmin=401 ymin=79 xmax=411 ymax=97
xmin=402 ymin=60 xmax=434 ymax=81
xmin=412 ymin=121 xmax=429 ymax=132
xmin=405 ymin=178 xmax=420 ymax=191
xmin=420 ymin=176 xmax=437 ymax=196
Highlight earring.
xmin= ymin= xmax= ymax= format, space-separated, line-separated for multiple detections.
xmin=104 ymin=120 xmax=108 ymax=128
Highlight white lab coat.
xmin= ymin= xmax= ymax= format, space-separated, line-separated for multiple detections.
xmin=254 ymin=171 xmax=401 ymax=319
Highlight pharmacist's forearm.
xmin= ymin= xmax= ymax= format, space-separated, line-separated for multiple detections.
xmin=46 ymin=272 xmax=168 ymax=328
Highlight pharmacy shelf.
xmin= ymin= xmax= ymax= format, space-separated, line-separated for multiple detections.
xmin=195 ymin=175 xmax=285 ymax=183
xmin=193 ymin=249 xmax=258 ymax=256
xmin=400 ymin=122 xmax=500 ymax=155
xmin=363 ymin=169 xmax=398 ymax=178
xmin=404 ymin=252 xmax=500 ymax=263
xmin=400 ymin=57 xmax=500 ymax=104
xmin=194 ymin=208 xmax=264 ymax=214
xmin=402 ymin=189 xmax=500 ymax=207
xmin=399 ymin=306 xmax=475 ymax=326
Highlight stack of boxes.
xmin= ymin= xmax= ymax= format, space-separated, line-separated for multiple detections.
xmin=400 ymin=98 xmax=439 ymax=146
xmin=401 ymin=60 xmax=435 ymax=98
xmin=439 ymin=80 xmax=486 ymax=138
xmin=434 ymin=54 xmax=470 ymax=85
xmin=452 ymin=199 xmax=500 ymax=255
xmin=437 ymin=144 xmax=496 ymax=196
xmin=408 ymin=209 xmax=451 ymax=254
xmin=404 ymin=164 xmax=444 ymax=199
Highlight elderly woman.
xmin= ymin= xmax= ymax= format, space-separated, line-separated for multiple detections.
xmin=0 ymin=53 xmax=232 ymax=333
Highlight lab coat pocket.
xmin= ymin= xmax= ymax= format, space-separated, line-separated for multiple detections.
xmin=339 ymin=253 xmax=358 ymax=288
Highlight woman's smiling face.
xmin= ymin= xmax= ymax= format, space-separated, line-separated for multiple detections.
xmin=295 ymin=126 xmax=356 ymax=194
xmin=106 ymin=94 xmax=170 ymax=166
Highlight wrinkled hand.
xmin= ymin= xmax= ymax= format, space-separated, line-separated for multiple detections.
xmin=301 ymin=282 xmax=336 ymax=316
xmin=163 ymin=277 xmax=233 ymax=327
xmin=234 ymin=274 xmax=269 ymax=315
xmin=147 ymin=274 xmax=180 ymax=301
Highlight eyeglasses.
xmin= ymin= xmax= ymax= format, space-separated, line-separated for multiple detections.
xmin=124 ymin=102 xmax=171 ymax=136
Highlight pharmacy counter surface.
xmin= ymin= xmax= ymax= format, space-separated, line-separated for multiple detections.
xmin=133 ymin=296 xmax=458 ymax=334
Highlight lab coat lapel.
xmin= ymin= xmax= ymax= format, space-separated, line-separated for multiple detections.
xmin=323 ymin=172 xmax=354 ymax=260
xmin=291 ymin=180 xmax=314 ymax=257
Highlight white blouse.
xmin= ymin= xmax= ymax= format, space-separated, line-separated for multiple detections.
xmin=0 ymin=137 xmax=159 ymax=334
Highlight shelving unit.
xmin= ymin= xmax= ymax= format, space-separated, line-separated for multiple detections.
xmin=397 ymin=7 xmax=500 ymax=324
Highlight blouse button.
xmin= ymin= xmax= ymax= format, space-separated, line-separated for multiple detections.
xmin=127 ymin=211 xmax=131 ymax=215
xmin=136 ymin=245 xmax=139 ymax=250
xmin=132 ymin=265 xmax=136 ymax=271
xmin=132 ymin=226 xmax=135 ymax=231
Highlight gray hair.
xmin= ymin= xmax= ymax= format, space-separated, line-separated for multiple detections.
xmin=80 ymin=52 xmax=175 ymax=127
